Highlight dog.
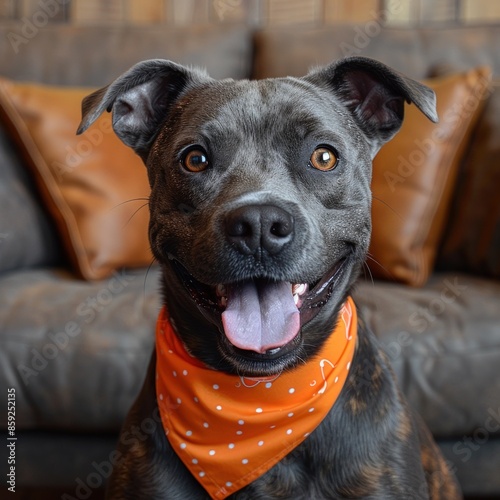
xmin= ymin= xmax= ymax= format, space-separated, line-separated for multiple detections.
xmin=78 ymin=56 xmax=462 ymax=499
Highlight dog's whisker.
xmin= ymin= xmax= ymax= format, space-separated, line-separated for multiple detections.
xmin=142 ymin=256 xmax=158 ymax=298
xmin=114 ymin=196 xmax=150 ymax=208
xmin=121 ymin=202 xmax=149 ymax=229
xmin=364 ymin=253 xmax=396 ymax=282
xmin=371 ymin=196 xmax=403 ymax=219
xmin=295 ymin=356 xmax=308 ymax=367
xmin=361 ymin=260 xmax=375 ymax=287
xmin=138 ymin=256 xmax=158 ymax=318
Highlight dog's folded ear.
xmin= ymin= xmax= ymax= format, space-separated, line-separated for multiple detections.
xmin=77 ymin=59 xmax=211 ymax=159
xmin=306 ymin=56 xmax=438 ymax=153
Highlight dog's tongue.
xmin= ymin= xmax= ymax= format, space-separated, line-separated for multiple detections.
xmin=221 ymin=280 xmax=300 ymax=354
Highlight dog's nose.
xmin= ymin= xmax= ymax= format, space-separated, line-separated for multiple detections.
xmin=225 ymin=205 xmax=294 ymax=256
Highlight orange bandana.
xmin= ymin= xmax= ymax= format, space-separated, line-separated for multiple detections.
xmin=156 ymin=297 xmax=357 ymax=499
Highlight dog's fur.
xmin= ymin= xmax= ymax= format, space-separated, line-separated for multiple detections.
xmin=79 ymin=57 xmax=462 ymax=499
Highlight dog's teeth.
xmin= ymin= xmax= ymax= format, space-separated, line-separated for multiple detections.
xmin=293 ymin=293 xmax=299 ymax=305
xmin=292 ymin=283 xmax=308 ymax=296
xmin=216 ymin=284 xmax=227 ymax=297
xmin=266 ymin=347 xmax=281 ymax=355
xmin=220 ymin=296 xmax=227 ymax=307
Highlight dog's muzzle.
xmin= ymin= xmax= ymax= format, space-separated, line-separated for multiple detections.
xmin=168 ymin=200 xmax=354 ymax=362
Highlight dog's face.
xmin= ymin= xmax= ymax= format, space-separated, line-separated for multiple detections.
xmin=79 ymin=57 xmax=436 ymax=377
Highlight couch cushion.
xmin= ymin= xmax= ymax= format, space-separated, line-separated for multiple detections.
xmin=353 ymin=273 xmax=500 ymax=438
xmin=0 ymin=78 xmax=152 ymax=280
xmin=438 ymin=82 xmax=500 ymax=279
xmin=0 ymin=267 xmax=161 ymax=431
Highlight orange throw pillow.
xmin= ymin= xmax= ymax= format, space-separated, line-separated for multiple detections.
xmin=0 ymin=78 xmax=152 ymax=280
xmin=369 ymin=66 xmax=492 ymax=286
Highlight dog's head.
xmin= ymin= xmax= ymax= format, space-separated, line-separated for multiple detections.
xmin=78 ymin=57 xmax=437 ymax=376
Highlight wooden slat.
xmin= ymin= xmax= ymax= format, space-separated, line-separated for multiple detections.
xmin=18 ymin=0 xmax=68 ymax=22
xmin=266 ymin=0 xmax=320 ymax=25
xmin=462 ymin=0 xmax=500 ymax=24
xmin=71 ymin=0 xmax=125 ymax=24
xmin=419 ymin=0 xmax=457 ymax=23
xmin=382 ymin=0 xmax=416 ymax=26
xmin=0 ymin=0 xmax=17 ymax=19
xmin=127 ymin=0 xmax=166 ymax=24
xmin=211 ymin=0 xmax=259 ymax=23
xmin=324 ymin=0 xmax=380 ymax=24
xmin=168 ymin=0 xmax=209 ymax=25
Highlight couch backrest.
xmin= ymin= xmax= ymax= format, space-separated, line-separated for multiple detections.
xmin=253 ymin=25 xmax=500 ymax=80
xmin=1 ymin=24 xmax=253 ymax=85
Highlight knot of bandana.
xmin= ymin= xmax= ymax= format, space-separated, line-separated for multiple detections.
xmin=156 ymin=297 xmax=357 ymax=499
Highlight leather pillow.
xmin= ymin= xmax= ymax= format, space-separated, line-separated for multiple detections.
xmin=0 ymin=78 xmax=151 ymax=280
xmin=438 ymin=81 xmax=500 ymax=279
xmin=369 ymin=66 xmax=492 ymax=286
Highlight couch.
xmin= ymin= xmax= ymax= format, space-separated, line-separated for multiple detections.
xmin=0 ymin=23 xmax=499 ymax=498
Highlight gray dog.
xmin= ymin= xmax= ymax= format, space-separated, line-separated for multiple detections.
xmin=78 ymin=56 xmax=461 ymax=499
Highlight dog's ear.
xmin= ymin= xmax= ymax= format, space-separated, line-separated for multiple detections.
xmin=306 ymin=56 xmax=438 ymax=153
xmin=77 ymin=59 xmax=211 ymax=159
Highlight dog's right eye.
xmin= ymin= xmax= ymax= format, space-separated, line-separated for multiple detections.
xmin=181 ymin=148 xmax=209 ymax=172
xmin=309 ymin=146 xmax=338 ymax=172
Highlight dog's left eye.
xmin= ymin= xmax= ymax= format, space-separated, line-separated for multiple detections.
xmin=181 ymin=148 xmax=209 ymax=172
xmin=309 ymin=147 xmax=338 ymax=171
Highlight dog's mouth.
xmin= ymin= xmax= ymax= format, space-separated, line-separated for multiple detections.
xmin=171 ymin=255 xmax=349 ymax=358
